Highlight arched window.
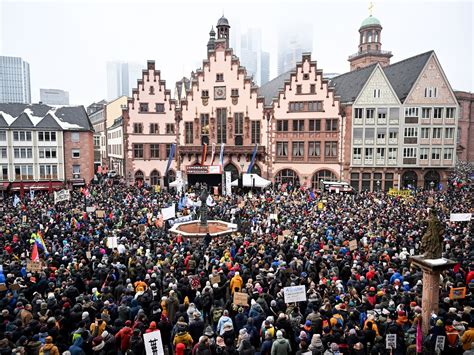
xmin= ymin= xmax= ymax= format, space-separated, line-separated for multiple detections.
xmin=367 ymin=31 xmax=373 ymax=43
xmin=374 ymin=31 xmax=379 ymax=42
xmin=134 ymin=170 xmax=144 ymax=181
xmin=250 ymin=163 xmax=261 ymax=176
xmin=312 ymin=169 xmax=337 ymax=189
xmin=275 ymin=169 xmax=299 ymax=185
xmin=224 ymin=163 xmax=239 ymax=182
xmin=168 ymin=169 xmax=176 ymax=183
xmin=424 ymin=170 xmax=440 ymax=190
xmin=402 ymin=171 xmax=418 ymax=189
xmin=150 ymin=170 xmax=160 ymax=186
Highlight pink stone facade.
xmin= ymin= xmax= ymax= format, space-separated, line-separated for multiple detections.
xmin=455 ymin=91 xmax=474 ymax=162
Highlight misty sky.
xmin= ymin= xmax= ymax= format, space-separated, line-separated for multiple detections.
xmin=1 ymin=0 xmax=472 ymax=105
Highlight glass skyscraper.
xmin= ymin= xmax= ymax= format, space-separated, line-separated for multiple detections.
xmin=0 ymin=56 xmax=31 ymax=104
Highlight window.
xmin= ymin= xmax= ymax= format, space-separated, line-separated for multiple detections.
xmin=421 ymin=128 xmax=430 ymax=139
xmin=201 ymin=114 xmax=210 ymax=135
xmin=353 ymin=147 xmax=362 ymax=160
xmin=377 ymin=128 xmax=386 ymax=140
xmin=365 ymin=128 xmax=375 ymax=142
xmin=72 ymin=165 xmax=81 ymax=178
xmin=289 ymin=102 xmax=304 ymax=112
xmin=446 ymin=108 xmax=455 ymax=119
xmin=420 ymin=148 xmax=429 ymax=160
xmin=150 ymin=144 xmax=160 ymax=158
xmin=216 ymin=73 xmax=224 ymax=82
xmin=1 ymin=165 xmax=7 ymax=179
xmin=424 ymin=87 xmax=438 ymax=98
xmin=166 ymin=124 xmax=175 ymax=134
xmin=72 ymin=149 xmax=80 ymax=158
xmin=431 ymin=148 xmax=441 ymax=160
xmin=389 ymin=108 xmax=399 ymax=119
xmin=234 ymin=113 xmax=244 ymax=135
xmin=325 ymin=119 xmax=338 ymax=132
xmin=422 ymin=108 xmax=431 ymax=119
xmin=308 ymin=101 xmax=323 ymax=112
xmin=373 ymin=89 xmax=381 ymax=98
xmin=296 ymin=85 xmax=302 ymax=94
xmin=377 ymin=108 xmax=387 ymax=118
xmin=15 ymin=165 xmax=33 ymax=180
xmin=388 ymin=148 xmax=397 ymax=161
xmin=445 ymin=127 xmax=454 ymax=139
xmin=433 ymin=108 xmax=443 ymax=119
xmin=216 ymin=108 xmax=227 ymax=144
xmin=231 ymin=88 xmax=239 ymax=97
xmin=443 ymin=148 xmax=453 ymax=160
xmin=354 ymin=108 xmax=363 ymax=119
xmin=308 ymin=142 xmax=321 ymax=157
xmin=366 ymin=109 xmax=375 ymax=119
xmin=325 ymin=142 xmax=337 ymax=157
xmin=251 ymin=121 xmax=260 ymax=144
xmin=389 ymin=130 xmax=398 ymax=139
xmin=165 ymin=144 xmax=172 ymax=158
xmin=309 ymin=119 xmax=321 ymax=132
xmin=149 ymin=86 xmax=155 ymax=95
xmin=303 ymin=73 xmax=309 ymax=80
xmin=0 ymin=131 xmax=5 ymax=141
xmin=365 ymin=147 xmax=373 ymax=160
xmin=376 ymin=148 xmax=385 ymax=159
xmin=13 ymin=131 xmax=32 ymax=141
xmin=155 ymin=103 xmax=165 ymax=113
xmin=185 ymin=122 xmax=194 ymax=144
xmin=39 ymin=164 xmax=58 ymax=179
xmin=133 ymin=144 xmax=144 ymax=158
xmin=276 ymin=120 xmax=288 ymax=132
xmin=71 ymin=132 xmax=79 ymax=142
xmin=276 ymin=142 xmax=288 ymax=157
xmin=292 ymin=142 xmax=304 ymax=157
xmin=38 ymin=131 xmax=56 ymax=142
xmin=93 ymin=136 xmax=100 ymax=147
xmin=353 ymin=128 xmax=363 ymax=143
xmin=149 ymin=123 xmax=159 ymax=134
xmin=133 ymin=123 xmax=143 ymax=134
xmin=405 ymin=107 xmax=419 ymax=117
xmin=432 ymin=128 xmax=442 ymax=139
xmin=0 ymin=148 xmax=6 ymax=159
xmin=139 ymin=103 xmax=149 ymax=112
xmin=292 ymin=120 xmax=305 ymax=132
xmin=201 ymin=90 xmax=209 ymax=98
xmin=14 ymin=148 xmax=32 ymax=159
xmin=403 ymin=147 xmax=417 ymax=158
xmin=310 ymin=84 xmax=316 ymax=94
xmin=351 ymin=172 xmax=360 ymax=191
xmin=404 ymin=127 xmax=418 ymax=137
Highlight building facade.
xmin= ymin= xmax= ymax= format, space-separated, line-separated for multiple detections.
xmin=40 ymin=89 xmax=69 ymax=105
xmin=0 ymin=103 xmax=94 ymax=190
xmin=88 ymin=104 xmax=106 ymax=171
xmin=455 ymin=91 xmax=474 ymax=162
xmin=107 ymin=62 xmax=143 ymax=101
xmin=107 ymin=117 xmax=124 ymax=176
xmin=0 ymin=56 xmax=31 ymax=104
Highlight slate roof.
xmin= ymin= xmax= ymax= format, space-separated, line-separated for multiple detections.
xmin=383 ymin=50 xmax=433 ymax=102
xmin=175 ymin=77 xmax=190 ymax=100
xmin=330 ymin=63 xmax=377 ymax=103
xmin=109 ymin=116 xmax=123 ymax=130
xmin=258 ymin=71 xmax=292 ymax=106
xmin=0 ymin=103 xmax=93 ymax=131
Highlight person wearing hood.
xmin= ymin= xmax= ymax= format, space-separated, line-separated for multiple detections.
xmin=461 ymin=321 xmax=474 ymax=351
xmin=271 ymin=330 xmax=291 ymax=355
xmin=100 ymin=331 xmax=116 ymax=355
xmin=189 ymin=311 xmax=206 ymax=344
xmin=114 ymin=320 xmax=133 ymax=353
xmin=191 ymin=336 xmax=211 ymax=355
xmin=229 ymin=271 xmax=243 ymax=294
xmin=216 ymin=310 xmax=233 ymax=336
xmin=40 ymin=336 xmax=60 ymax=355
xmin=308 ymin=334 xmax=324 ymax=354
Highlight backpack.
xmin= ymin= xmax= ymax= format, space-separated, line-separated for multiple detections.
xmin=212 ymin=308 xmax=223 ymax=323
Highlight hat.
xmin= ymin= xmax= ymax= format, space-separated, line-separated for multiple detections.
xmin=436 ymin=319 xmax=444 ymax=326
xmin=276 ymin=330 xmax=283 ymax=339
xmin=193 ymin=311 xmax=201 ymax=319
xmin=216 ymin=336 xmax=225 ymax=347
xmin=203 ymin=326 xmax=214 ymax=337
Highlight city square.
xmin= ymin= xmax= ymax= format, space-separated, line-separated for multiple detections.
xmin=0 ymin=1 xmax=473 ymax=354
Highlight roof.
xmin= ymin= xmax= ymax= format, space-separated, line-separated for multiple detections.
xmin=108 ymin=116 xmax=123 ymax=130
xmin=0 ymin=103 xmax=93 ymax=131
xmin=330 ymin=64 xmax=377 ymax=103
xmin=258 ymin=71 xmax=292 ymax=106
xmin=175 ymin=77 xmax=190 ymax=100
xmin=383 ymin=51 xmax=433 ymax=102
xmin=360 ymin=15 xmax=381 ymax=28
xmin=217 ymin=16 xmax=229 ymax=27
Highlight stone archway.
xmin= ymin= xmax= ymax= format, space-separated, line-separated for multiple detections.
xmin=424 ymin=170 xmax=440 ymax=190
xmin=150 ymin=170 xmax=160 ymax=186
xmin=311 ymin=169 xmax=337 ymax=189
xmin=224 ymin=163 xmax=239 ymax=182
xmin=402 ymin=170 xmax=418 ymax=189
xmin=275 ymin=168 xmax=299 ymax=185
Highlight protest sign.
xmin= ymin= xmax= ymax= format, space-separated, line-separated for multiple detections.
xmin=233 ymin=292 xmax=249 ymax=306
xmin=282 ymin=230 xmax=291 ymax=236
xmin=386 ymin=334 xmax=397 ymax=349
xmin=277 ymin=235 xmax=285 ymax=243
xmin=349 ymin=240 xmax=358 ymax=251
xmin=161 ymin=204 xmax=176 ymax=220
xmin=143 ymin=330 xmax=165 ymax=355
xmin=283 ymin=285 xmax=307 ymax=303
xmin=26 ymin=261 xmax=42 ymax=273
xmin=139 ymin=224 xmax=146 ymax=233
xmin=54 ymin=189 xmax=70 ymax=204
xmin=317 ymin=201 xmax=324 ymax=210
xmin=85 ymin=251 xmax=92 ymax=259
xmin=387 ymin=188 xmax=411 ymax=198
xmin=450 ymin=213 xmax=471 ymax=222
xmin=210 ymin=275 xmax=221 ymax=285
xmin=22 ymin=216 xmax=27 ymax=223
xmin=107 ymin=236 xmax=118 ymax=249
xmin=449 ymin=287 xmax=466 ymax=300
xmin=435 ymin=336 xmax=445 ymax=352
xmin=96 ymin=210 xmax=105 ymax=218
xmin=86 ymin=206 xmax=96 ymax=213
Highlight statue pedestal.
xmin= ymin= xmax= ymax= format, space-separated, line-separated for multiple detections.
xmin=409 ymin=256 xmax=457 ymax=335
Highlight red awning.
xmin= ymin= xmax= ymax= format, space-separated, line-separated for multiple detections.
xmin=10 ymin=181 xmax=64 ymax=191
xmin=0 ymin=182 xmax=9 ymax=190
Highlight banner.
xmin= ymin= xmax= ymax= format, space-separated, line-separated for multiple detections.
xmin=283 ymin=285 xmax=307 ymax=303
xmin=210 ymin=143 xmax=216 ymax=165
xmin=164 ymin=143 xmax=176 ymax=176
xmin=450 ymin=213 xmax=472 ymax=222
xmin=201 ymin=143 xmax=208 ymax=165
xmin=449 ymin=287 xmax=466 ymax=300
xmin=246 ymin=144 xmax=258 ymax=174
xmin=54 ymin=189 xmax=70 ymax=204
xmin=219 ymin=143 xmax=225 ymax=166
xmin=143 ymin=330 xmax=165 ymax=355
xmin=168 ymin=214 xmax=193 ymax=227
xmin=161 ymin=204 xmax=176 ymax=220
xmin=387 ymin=188 xmax=411 ymax=198
xmin=107 ymin=236 xmax=118 ymax=249
xmin=225 ymin=171 xmax=232 ymax=196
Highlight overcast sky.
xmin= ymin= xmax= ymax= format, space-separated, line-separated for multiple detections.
xmin=1 ymin=0 xmax=472 ymax=105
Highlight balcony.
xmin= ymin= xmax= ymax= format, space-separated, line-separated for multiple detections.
xmin=420 ymin=138 xmax=430 ymax=145
xmin=421 ymin=118 xmax=431 ymax=125
xmin=352 ymin=158 xmax=362 ymax=165
xmin=364 ymin=158 xmax=373 ymax=165
xmin=443 ymin=159 xmax=454 ymax=166
xmin=377 ymin=118 xmax=387 ymax=125
xmin=354 ymin=118 xmax=363 ymax=125
xmin=445 ymin=118 xmax=455 ymax=125
xmin=179 ymin=145 xmax=265 ymax=155
xmin=431 ymin=138 xmax=442 ymax=145
xmin=432 ymin=118 xmax=443 ymax=124
xmin=376 ymin=138 xmax=386 ymax=144
xmin=388 ymin=138 xmax=398 ymax=145
xmin=365 ymin=118 xmax=375 ymax=125
xmin=348 ymin=49 xmax=393 ymax=60
xmin=353 ymin=138 xmax=363 ymax=145
xmin=365 ymin=139 xmax=374 ymax=145
xmin=388 ymin=159 xmax=397 ymax=165
xmin=431 ymin=159 xmax=441 ymax=166
xmin=444 ymin=138 xmax=454 ymax=145
xmin=376 ymin=159 xmax=385 ymax=165
xmin=389 ymin=118 xmax=399 ymax=125
xmin=420 ymin=159 xmax=428 ymax=166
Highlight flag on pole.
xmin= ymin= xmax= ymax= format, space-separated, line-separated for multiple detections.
xmin=164 ymin=143 xmax=176 ymax=176
xmin=210 ymin=143 xmax=216 ymax=165
xmin=31 ymin=243 xmax=39 ymax=262
xmin=247 ymin=144 xmax=258 ymax=174
xmin=201 ymin=143 xmax=208 ymax=165
xmin=13 ymin=194 xmax=20 ymax=207
xmin=219 ymin=143 xmax=225 ymax=166
xmin=206 ymin=194 xmax=216 ymax=207
xmin=30 ymin=190 xmax=35 ymax=201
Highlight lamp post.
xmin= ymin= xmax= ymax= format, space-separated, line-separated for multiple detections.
xmin=320 ymin=178 xmax=324 ymax=191
xmin=430 ymin=180 xmax=435 ymax=191
xmin=376 ymin=180 xmax=381 ymax=192
xmin=128 ymin=172 xmax=132 ymax=187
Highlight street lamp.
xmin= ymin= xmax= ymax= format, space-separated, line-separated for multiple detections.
xmin=128 ymin=172 xmax=132 ymax=187
xmin=320 ymin=178 xmax=324 ymax=191
xmin=430 ymin=181 xmax=435 ymax=190
xmin=376 ymin=180 xmax=381 ymax=191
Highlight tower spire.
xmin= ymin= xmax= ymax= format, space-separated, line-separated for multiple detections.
xmin=368 ymin=1 xmax=374 ymax=16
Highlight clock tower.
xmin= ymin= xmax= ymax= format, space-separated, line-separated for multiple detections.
xmin=216 ymin=15 xmax=230 ymax=49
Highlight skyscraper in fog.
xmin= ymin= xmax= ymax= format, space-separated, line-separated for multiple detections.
xmin=277 ymin=23 xmax=313 ymax=75
xmin=40 ymin=89 xmax=69 ymax=105
xmin=238 ymin=28 xmax=270 ymax=86
xmin=0 ymin=56 xmax=31 ymax=104
xmin=106 ymin=61 xmax=143 ymax=101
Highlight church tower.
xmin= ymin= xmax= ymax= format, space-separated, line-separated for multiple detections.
xmin=216 ymin=15 xmax=230 ymax=49
xmin=348 ymin=5 xmax=392 ymax=71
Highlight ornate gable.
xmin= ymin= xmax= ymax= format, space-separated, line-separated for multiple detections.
xmin=354 ymin=65 xmax=399 ymax=105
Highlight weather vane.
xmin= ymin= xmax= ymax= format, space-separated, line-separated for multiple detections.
xmin=368 ymin=2 xmax=374 ymax=16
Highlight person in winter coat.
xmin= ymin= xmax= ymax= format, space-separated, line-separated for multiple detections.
xmin=69 ymin=335 xmax=86 ymax=355
xmin=271 ymin=330 xmax=291 ymax=355
xmin=114 ymin=321 xmax=133 ymax=353
xmin=239 ymin=339 xmax=256 ymax=355
xmin=461 ymin=322 xmax=474 ymax=351
xmin=229 ymin=272 xmax=243 ymax=294
xmin=128 ymin=329 xmax=145 ymax=354
xmin=39 ymin=336 xmax=60 ymax=355
xmin=192 ymin=336 xmax=212 ymax=355
xmin=217 ymin=310 xmax=233 ymax=335
xmin=173 ymin=328 xmax=193 ymax=349
xmin=100 ymin=331 xmax=116 ymax=355
xmin=189 ymin=311 xmax=206 ymax=344
xmin=308 ymin=334 xmax=324 ymax=354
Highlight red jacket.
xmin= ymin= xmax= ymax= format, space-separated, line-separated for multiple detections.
xmin=466 ymin=271 xmax=474 ymax=284
xmin=115 ymin=326 xmax=133 ymax=351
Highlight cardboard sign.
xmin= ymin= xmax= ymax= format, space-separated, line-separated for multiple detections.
xmin=435 ymin=336 xmax=445 ymax=351
xmin=107 ymin=236 xmax=118 ymax=249
xmin=96 ymin=210 xmax=105 ymax=218
xmin=0 ymin=284 xmax=7 ymax=292
xmin=317 ymin=201 xmax=324 ymax=210
xmin=86 ymin=206 xmax=96 ymax=213
xmin=210 ymin=275 xmax=221 ymax=285
xmin=349 ymin=240 xmax=358 ymax=251
xmin=9 ymin=283 xmax=21 ymax=291
xmin=283 ymin=285 xmax=307 ymax=303
xmin=449 ymin=287 xmax=466 ymax=300
xmin=85 ymin=251 xmax=92 ymax=259
xmin=233 ymin=292 xmax=249 ymax=306
xmin=22 ymin=216 xmax=27 ymax=223
xmin=386 ymin=334 xmax=397 ymax=349
xmin=26 ymin=261 xmax=42 ymax=273
xmin=282 ymin=230 xmax=291 ymax=236
xmin=161 ymin=204 xmax=176 ymax=221
xmin=277 ymin=235 xmax=285 ymax=243
xmin=143 ymin=330 xmax=165 ymax=355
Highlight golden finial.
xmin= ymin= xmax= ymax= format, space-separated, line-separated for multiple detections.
xmin=368 ymin=2 xmax=374 ymax=16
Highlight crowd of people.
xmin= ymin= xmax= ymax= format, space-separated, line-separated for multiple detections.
xmin=0 ymin=171 xmax=472 ymax=355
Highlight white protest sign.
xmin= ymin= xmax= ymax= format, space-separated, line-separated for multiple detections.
xmin=225 ymin=171 xmax=232 ymax=196
xmin=283 ymin=285 xmax=307 ymax=303
xmin=435 ymin=336 xmax=445 ymax=352
xmin=107 ymin=236 xmax=118 ymax=249
xmin=143 ymin=330 xmax=165 ymax=355
xmin=54 ymin=189 xmax=70 ymax=204
xmin=86 ymin=206 xmax=96 ymax=213
xmin=450 ymin=213 xmax=472 ymax=222
xmin=161 ymin=204 xmax=176 ymax=220
xmin=386 ymin=334 xmax=397 ymax=349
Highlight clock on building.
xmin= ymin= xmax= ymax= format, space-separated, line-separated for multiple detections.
xmin=214 ymin=86 xmax=226 ymax=100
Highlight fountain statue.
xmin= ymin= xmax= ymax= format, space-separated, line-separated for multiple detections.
xmin=199 ymin=188 xmax=209 ymax=227
xmin=421 ymin=208 xmax=445 ymax=259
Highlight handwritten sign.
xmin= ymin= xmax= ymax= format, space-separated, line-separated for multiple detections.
xmin=349 ymin=240 xmax=358 ymax=251
xmin=22 ymin=216 xmax=27 ymax=223
xmin=86 ymin=206 xmax=96 ymax=213
xmin=210 ymin=275 xmax=221 ymax=285
xmin=139 ymin=224 xmax=146 ymax=233
xmin=26 ymin=261 xmax=42 ymax=273
xmin=387 ymin=188 xmax=411 ymax=198
xmin=449 ymin=287 xmax=466 ymax=300
xmin=143 ymin=330 xmax=164 ymax=355
xmin=435 ymin=336 xmax=445 ymax=352
xmin=54 ymin=189 xmax=70 ymax=204
xmin=233 ymin=292 xmax=249 ymax=306
xmin=386 ymin=334 xmax=397 ymax=349
xmin=85 ymin=251 xmax=92 ymax=259
xmin=96 ymin=210 xmax=105 ymax=218
xmin=283 ymin=285 xmax=307 ymax=303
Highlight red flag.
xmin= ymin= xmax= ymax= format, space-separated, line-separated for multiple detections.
xmin=48 ymin=180 xmax=53 ymax=194
xmin=201 ymin=143 xmax=208 ymax=165
xmin=210 ymin=143 xmax=216 ymax=165
xmin=416 ymin=317 xmax=422 ymax=353
xmin=453 ymin=263 xmax=461 ymax=273
xmin=20 ymin=181 xmax=25 ymax=200
xmin=31 ymin=243 xmax=39 ymax=262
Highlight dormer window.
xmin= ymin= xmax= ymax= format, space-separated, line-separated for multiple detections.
xmin=202 ymin=90 xmax=209 ymax=98
xmin=296 ymin=85 xmax=302 ymax=94
xmin=216 ymin=73 xmax=224 ymax=82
